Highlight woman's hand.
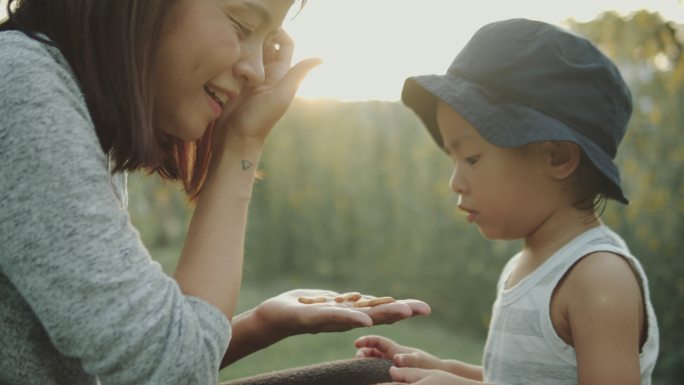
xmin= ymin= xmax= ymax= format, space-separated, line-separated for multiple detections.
xmin=222 ymin=289 xmax=430 ymax=367
xmin=254 ymin=289 xmax=431 ymax=337
xmin=355 ymin=335 xmax=443 ymax=370
xmin=218 ymin=30 xmax=321 ymax=146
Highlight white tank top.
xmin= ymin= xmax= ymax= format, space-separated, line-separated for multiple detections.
xmin=482 ymin=225 xmax=659 ymax=385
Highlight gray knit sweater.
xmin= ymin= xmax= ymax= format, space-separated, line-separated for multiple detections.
xmin=0 ymin=31 xmax=230 ymax=385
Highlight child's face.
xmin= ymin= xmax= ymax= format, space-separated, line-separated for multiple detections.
xmin=436 ymin=101 xmax=557 ymax=240
xmin=153 ymin=0 xmax=293 ymax=140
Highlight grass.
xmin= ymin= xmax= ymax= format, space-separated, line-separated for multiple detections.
xmin=218 ymin=282 xmax=485 ymax=381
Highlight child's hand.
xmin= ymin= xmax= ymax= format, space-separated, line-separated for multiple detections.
xmin=388 ymin=366 xmax=485 ymax=384
xmin=354 ymin=335 xmax=443 ymax=370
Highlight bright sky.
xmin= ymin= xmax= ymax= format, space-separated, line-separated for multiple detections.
xmin=284 ymin=0 xmax=684 ymax=101
xmin=2 ymin=0 xmax=682 ymax=101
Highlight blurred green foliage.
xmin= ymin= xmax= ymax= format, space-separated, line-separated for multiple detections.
xmin=128 ymin=11 xmax=683 ymax=384
xmin=568 ymin=11 xmax=684 ymax=383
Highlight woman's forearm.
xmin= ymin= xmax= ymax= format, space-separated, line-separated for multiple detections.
xmin=173 ymin=141 xmax=262 ymax=320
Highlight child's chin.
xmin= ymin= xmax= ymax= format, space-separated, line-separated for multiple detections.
xmin=476 ymin=227 xmax=493 ymax=239
xmin=478 ymin=227 xmax=515 ymax=241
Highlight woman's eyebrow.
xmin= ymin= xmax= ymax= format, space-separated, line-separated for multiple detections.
xmin=243 ymin=2 xmax=273 ymax=26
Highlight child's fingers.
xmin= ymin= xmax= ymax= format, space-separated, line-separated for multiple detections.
xmin=354 ymin=335 xmax=395 ymax=351
xmin=393 ymin=352 xmax=430 ymax=368
xmin=355 ymin=347 xmax=386 ymax=359
xmin=389 ymin=366 xmax=434 ymax=383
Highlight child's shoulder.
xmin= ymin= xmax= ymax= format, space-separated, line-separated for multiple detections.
xmin=565 ymin=250 xmax=642 ymax=299
xmin=550 ymin=250 xmax=644 ymax=347
xmin=561 ymin=225 xmax=642 ymax=300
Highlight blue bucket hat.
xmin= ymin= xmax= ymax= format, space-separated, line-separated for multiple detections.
xmin=402 ymin=18 xmax=631 ymax=204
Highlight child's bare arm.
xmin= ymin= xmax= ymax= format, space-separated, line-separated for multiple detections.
xmin=563 ymin=252 xmax=644 ymax=385
xmin=355 ymin=335 xmax=483 ymax=381
xmin=440 ymin=360 xmax=484 ymax=381
xmin=387 ymin=366 xmax=491 ymax=384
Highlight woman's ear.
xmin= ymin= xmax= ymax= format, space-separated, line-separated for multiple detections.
xmin=543 ymin=141 xmax=581 ymax=180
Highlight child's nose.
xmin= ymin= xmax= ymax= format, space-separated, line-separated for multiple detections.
xmin=449 ymin=167 xmax=466 ymax=194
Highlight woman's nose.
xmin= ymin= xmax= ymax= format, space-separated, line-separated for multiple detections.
xmin=234 ymin=46 xmax=266 ymax=87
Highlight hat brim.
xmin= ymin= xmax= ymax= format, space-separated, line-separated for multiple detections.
xmin=402 ymin=74 xmax=628 ymax=204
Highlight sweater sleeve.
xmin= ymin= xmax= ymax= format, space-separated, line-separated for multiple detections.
xmin=0 ymin=32 xmax=231 ymax=385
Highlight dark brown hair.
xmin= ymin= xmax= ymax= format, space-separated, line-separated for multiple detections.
xmin=514 ymin=141 xmax=609 ymax=216
xmin=1 ymin=0 xmax=213 ymax=198
xmin=573 ymin=152 xmax=610 ymax=215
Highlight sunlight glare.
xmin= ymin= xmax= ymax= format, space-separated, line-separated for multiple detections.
xmin=1 ymin=0 xmax=682 ymax=101
xmin=284 ymin=0 xmax=684 ymax=101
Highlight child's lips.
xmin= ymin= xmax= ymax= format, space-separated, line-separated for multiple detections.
xmin=458 ymin=205 xmax=479 ymax=223
xmin=466 ymin=211 xmax=479 ymax=223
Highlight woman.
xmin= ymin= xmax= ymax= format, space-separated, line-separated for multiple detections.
xmin=0 ymin=1 xmax=429 ymax=384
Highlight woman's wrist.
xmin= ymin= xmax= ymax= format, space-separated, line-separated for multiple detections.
xmin=251 ymin=298 xmax=293 ymax=341
xmin=222 ymin=305 xmax=287 ymax=367
xmin=204 ymin=134 xmax=264 ymax=195
xmin=222 ymin=133 xmax=266 ymax=152
xmin=213 ymin=133 xmax=264 ymax=164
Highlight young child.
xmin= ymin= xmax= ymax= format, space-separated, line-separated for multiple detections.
xmin=355 ymin=18 xmax=659 ymax=385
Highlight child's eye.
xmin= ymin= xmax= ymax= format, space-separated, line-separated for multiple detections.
xmin=465 ymin=155 xmax=480 ymax=166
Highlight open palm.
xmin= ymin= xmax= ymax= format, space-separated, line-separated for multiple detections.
xmin=253 ymin=289 xmax=431 ymax=336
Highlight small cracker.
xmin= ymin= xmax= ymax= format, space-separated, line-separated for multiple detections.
xmin=298 ymin=296 xmax=328 ymax=304
xmin=352 ymin=296 xmax=395 ymax=307
xmin=334 ymin=292 xmax=362 ymax=303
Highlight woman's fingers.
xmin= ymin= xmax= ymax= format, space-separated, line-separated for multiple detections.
xmin=318 ymin=306 xmax=373 ymax=329
xmin=278 ymin=57 xmax=321 ymax=97
xmin=262 ymin=29 xmax=298 ymax=86
xmin=402 ymin=300 xmax=432 ymax=316
xmin=273 ymin=29 xmax=295 ymax=67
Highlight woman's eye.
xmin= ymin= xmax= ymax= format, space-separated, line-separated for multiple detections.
xmin=465 ymin=155 xmax=480 ymax=166
xmin=228 ymin=15 xmax=253 ymax=38
xmin=263 ymin=37 xmax=275 ymax=51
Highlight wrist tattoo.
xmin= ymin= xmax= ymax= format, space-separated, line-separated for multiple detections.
xmin=241 ymin=160 xmax=253 ymax=171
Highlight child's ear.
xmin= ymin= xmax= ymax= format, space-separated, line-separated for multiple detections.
xmin=543 ymin=141 xmax=581 ymax=180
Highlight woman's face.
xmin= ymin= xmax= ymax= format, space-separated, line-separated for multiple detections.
xmin=154 ymin=0 xmax=294 ymax=140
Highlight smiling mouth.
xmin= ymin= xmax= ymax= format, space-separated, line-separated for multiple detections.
xmin=204 ymin=84 xmax=229 ymax=107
